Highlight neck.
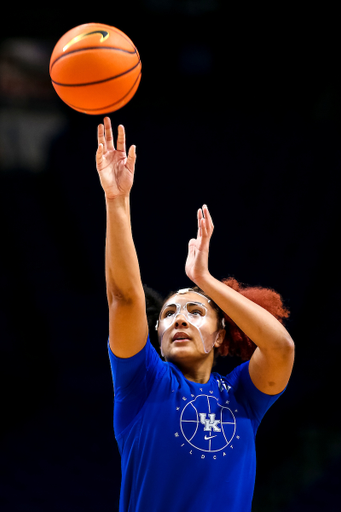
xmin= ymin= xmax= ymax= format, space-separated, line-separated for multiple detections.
xmin=169 ymin=354 xmax=214 ymax=384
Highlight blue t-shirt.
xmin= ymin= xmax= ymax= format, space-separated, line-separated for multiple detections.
xmin=108 ymin=336 xmax=284 ymax=512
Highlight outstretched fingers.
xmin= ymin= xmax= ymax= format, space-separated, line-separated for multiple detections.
xmin=116 ymin=124 xmax=126 ymax=153
xmin=103 ymin=117 xmax=115 ymax=151
xmin=202 ymin=205 xmax=214 ymax=235
xmin=96 ymin=141 xmax=103 ymax=164
xmin=97 ymin=123 xmax=107 ymax=153
xmin=197 ymin=208 xmax=203 ymax=239
xmin=96 ymin=124 xmax=105 ymax=169
xmin=126 ymin=145 xmax=136 ymax=172
xmin=196 ymin=205 xmax=214 ymax=250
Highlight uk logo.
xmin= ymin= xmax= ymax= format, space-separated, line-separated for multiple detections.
xmin=179 ymin=395 xmax=236 ymax=453
xmin=199 ymin=413 xmax=222 ymax=432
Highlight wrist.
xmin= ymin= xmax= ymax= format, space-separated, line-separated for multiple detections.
xmin=105 ymin=194 xmax=131 ymax=219
xmin=105 ymin=193 xmax=130 ymax=206
xmin=191 ymin=271 xmax=213 ymax=290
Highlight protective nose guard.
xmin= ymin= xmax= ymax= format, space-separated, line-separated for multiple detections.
xmin=156 ymin=300 xmax=218 ymax=355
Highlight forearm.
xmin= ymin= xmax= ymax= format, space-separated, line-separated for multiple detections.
xmin=195 ymin=273 xmax=293 ymax=352
xmin=105 ymin=195 xmax=144 ymax=303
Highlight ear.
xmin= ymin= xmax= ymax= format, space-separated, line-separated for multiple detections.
xmin=214 ymin=329 xmax=226 ymax=348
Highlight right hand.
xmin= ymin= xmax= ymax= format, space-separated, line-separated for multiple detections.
xmin=185 ymin=205 xmax=214 ymax=285
xmin=96 ymin=117 xmax=136 ymax=199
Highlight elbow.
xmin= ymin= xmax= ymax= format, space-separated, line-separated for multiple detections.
xmin=106 ymin=285 xmax=144 ymax=309
xmin=284 ymin=334 xmax=295 ymax=352
xmin=274 ymin=323 xmax=295 ymax=353
xmin=261 ymin=333 xmax=295 ymax=360
xmin=278 ymin=334 xmax=295 ymax=361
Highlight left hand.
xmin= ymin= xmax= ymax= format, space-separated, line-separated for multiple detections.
xmin=185 ymin=205 xmax=214 ymax=284
xmin=96 ymin=117 xmax=136 ymax=200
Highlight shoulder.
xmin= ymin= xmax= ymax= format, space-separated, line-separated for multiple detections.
xmin=108 ymin=335 xmax=166 ymax=394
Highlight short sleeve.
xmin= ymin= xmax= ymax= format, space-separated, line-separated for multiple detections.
xmin=226 ymin=361 xmax=285 ymax=432
xmin=108 ymin=335 xmax=166 ymax=436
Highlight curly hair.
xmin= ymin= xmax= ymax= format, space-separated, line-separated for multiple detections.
xmin=144 ymin=278 xmax=290 ymax=361
xmin=214 ymin=277 xmax=289 ymax=360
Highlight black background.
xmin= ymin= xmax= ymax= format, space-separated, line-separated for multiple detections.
xmin=1 ymin=2 xmax=340 ymax=511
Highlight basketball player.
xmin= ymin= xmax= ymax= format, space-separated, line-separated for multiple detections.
xmin=96 ymin=117 xmax=295 ymax=512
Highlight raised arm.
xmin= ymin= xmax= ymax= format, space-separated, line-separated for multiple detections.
xmin=96 ymin=117 xmax=148 ymax=358
xmin=185 ymin=205 xmax=295 ymax=394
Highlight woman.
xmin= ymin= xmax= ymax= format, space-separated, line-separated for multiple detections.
xmin=96 ymin=117 xmax=295 ymax=512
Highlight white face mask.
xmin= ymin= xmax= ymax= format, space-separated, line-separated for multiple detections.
xmin=156 ymin=289 xmax=224 ymax=355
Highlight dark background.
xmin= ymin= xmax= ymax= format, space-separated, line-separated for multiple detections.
xmin=1 ymin=1 xmax=340 ymax=511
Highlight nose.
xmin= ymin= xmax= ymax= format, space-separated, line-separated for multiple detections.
xmin=174 ymin=313 xmax=188 ymax=327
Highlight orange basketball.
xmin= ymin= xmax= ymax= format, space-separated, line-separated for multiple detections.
xmin=49 ymin=23 xmax=141 ymax=115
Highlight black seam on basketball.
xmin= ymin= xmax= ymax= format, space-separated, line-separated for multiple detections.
xmin=62 ymin=70 xmax=141 ymax=112
xmin=50 ymin=45 xmax=137 ymax=72
xmin=107 ymin=26 xmax=138 ymax=51
xmin=51 ymin=59 xmax=141 ymax=87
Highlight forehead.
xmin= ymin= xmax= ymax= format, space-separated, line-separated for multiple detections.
xmin=164 ymin=291 xmax=210 ymax=307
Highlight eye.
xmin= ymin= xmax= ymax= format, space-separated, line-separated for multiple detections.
xmin=161 ymin=307 xmax=176 ymax=319
xmin=187 ymin=303 xmax=206 ymax=317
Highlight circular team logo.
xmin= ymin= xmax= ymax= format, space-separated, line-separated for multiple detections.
xmin=180 ymin=395 xmax=236 ymax=453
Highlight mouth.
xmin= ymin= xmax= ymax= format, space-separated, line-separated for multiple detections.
xmin=172 ymin=332 xmax=191 ymax=342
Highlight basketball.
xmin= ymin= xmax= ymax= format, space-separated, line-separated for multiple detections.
xmin=49 ymin=23 xmax=141 ymax=115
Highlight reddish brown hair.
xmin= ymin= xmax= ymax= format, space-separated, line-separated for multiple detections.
xmin=217 ymin=277 xmax=290 ymax=360
xmin=156 ymin=279 xmax=290 ymax=362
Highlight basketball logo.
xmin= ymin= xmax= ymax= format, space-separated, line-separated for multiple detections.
xmin=180 ymin=395 xmax=236 ymax=453
xmin=62 ymin=30 xmax=110 ymax=52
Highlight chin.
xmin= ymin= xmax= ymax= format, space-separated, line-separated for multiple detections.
xmin=166 ymin=345 xmax=202 ymax=362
